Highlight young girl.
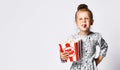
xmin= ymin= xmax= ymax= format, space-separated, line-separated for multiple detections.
xmin=60 ymin=4 xmax=108 ymax=70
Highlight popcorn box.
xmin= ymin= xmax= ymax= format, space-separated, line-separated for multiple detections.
xmin=59 ymin=40 xmax=82 ymax=62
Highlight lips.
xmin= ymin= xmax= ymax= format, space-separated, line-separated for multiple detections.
xmin=82 ymin=24 xmax=87 ymax=28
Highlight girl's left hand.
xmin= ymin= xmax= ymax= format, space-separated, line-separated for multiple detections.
xmin=95 ymin=55 xmax=103 ymax=66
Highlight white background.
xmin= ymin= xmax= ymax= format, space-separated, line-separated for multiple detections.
xmin=0 ymin=0 xmax=120 ymax=70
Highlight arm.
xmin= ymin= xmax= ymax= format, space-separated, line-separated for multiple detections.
xmin=95 ymin=55 xmax=103 ymax=66
xmin=96 ymin=33 xmax=108 ymax=65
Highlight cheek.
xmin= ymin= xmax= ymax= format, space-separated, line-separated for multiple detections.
xmin=75 ymin=21 xmax=79 ymax=26
xmin=87 ymin=21 xmax=92 ymax=25
xmin=89 ymin=20 xmax=93 ymax=25
xmin=76 ymin=20 xmax=82 ymax=24
xmin=75 ymin=23 xmax=79 ymax=27
xmin=76 ymin=22 xmax=81 ymax=27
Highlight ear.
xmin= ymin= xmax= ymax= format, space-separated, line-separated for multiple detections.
xmin=91 ymin=19 xmax=94 ymax=25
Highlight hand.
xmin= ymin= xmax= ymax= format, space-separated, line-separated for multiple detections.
xmin=95 ymin=55 xmax=103 ymax=66
xmin=60 ymin=51 xmax=69 ymax=61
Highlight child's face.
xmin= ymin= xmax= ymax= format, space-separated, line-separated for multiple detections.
xmin=75 ymin=10 xmax=93 ymax=32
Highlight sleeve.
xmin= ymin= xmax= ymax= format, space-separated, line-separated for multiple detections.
xmin=97 ymin=34 xmax=108 ymax=58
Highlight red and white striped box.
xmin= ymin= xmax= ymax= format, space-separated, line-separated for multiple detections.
xmin=59 ymin=40 xmax=81 ymax=62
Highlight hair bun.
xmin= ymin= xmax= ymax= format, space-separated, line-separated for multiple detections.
xmin=77 ymin=4 xmax=88 ymax=11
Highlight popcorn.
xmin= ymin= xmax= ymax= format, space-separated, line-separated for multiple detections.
xmin=59 ymin=39 xmax=82 ymax=62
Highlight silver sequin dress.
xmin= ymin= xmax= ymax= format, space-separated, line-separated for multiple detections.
xmin=62 ymin=32 xmax=108 ymax=70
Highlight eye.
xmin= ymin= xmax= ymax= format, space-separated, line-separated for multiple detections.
xmin=85 ymin=17 xmax=90 ymax=21
xmin=85 ymin=18 xmax=89 ymax=20
xmin=79 ymin=18 xmax=82 ymax=20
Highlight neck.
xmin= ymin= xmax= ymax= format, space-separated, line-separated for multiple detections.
xmin=79 ymin=30 xmax=91 ymax=36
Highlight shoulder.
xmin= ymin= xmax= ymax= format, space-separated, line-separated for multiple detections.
xmin=90 ymin=32 xmax=103 ymax=40
xmin=91 ymin=32 xmax=102 ymax=37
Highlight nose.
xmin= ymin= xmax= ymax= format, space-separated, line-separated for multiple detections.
xmin=83 ymin=18 xmax=86 ymax=23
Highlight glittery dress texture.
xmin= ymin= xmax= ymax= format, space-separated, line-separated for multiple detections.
xmin=64 ymin=32 xmax=108 ymax=70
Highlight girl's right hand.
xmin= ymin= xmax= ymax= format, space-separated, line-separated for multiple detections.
xmin=60 ymin=52 xmax=69 ymax=61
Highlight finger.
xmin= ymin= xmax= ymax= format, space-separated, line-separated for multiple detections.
xmin=61 ymin=56 xmax=68 ymax=60
xmin=63 ymin=52 xmax=69 ymax=55
xmin=64 ymin=55 xmax=69 ymax=58
xmin=64 ymin=56 xmax=69 ymax=60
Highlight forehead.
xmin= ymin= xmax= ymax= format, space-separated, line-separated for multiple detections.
xmin=77 ymin=10 xmax=90 ymax=17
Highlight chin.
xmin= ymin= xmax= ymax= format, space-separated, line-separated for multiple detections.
xmin=80 ymin=28 xmax=88 ymax=32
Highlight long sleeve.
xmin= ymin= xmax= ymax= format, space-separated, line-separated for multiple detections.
xmin=97 ymin=34 xmax=108 ymax=58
